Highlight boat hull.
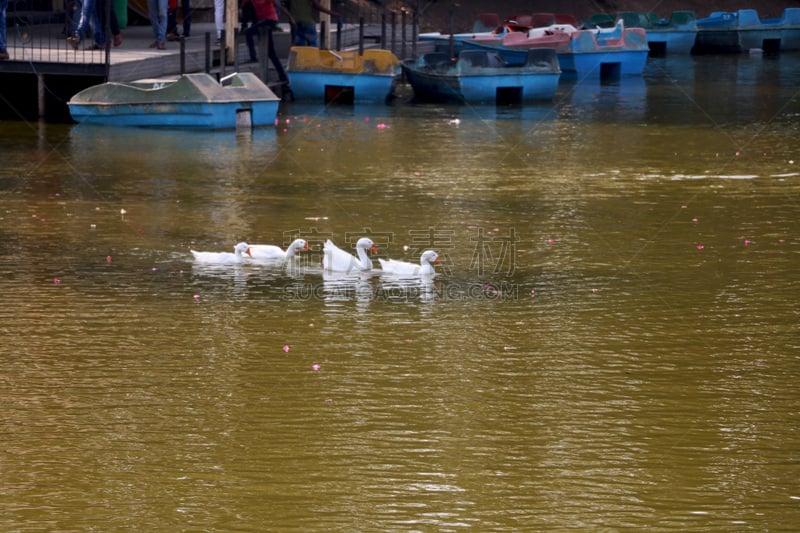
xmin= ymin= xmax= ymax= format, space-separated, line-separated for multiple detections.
xmin=402 ymin=49 xmax=560 ymax=104
xmin=287 ymin=47 xmax=400 ymax=103
xmin=68 ymin=101 xmax=279 ymax=129
xmin=694 ymin=9 xmax=800 ymax=53
xmin=67 ymin=73 xmax=280 ymax=129
xmin=287 ymin=71 xmax=398 ymax=103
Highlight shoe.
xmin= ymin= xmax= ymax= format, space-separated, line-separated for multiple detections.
xmin=113 ymin=33 xmax=123 ymax=47
xmin=148 ymin=40 xmax=158 ymax=48
xmin=166 ymin=32 xmax=180 ymax=41
xmin=157 ymin=41 xmax=166 ymax=50
xmin=87 ymin=43 xmax=104 ymax=50
xmin=67 ymin=34 xmax=80 ymax=50
xmin=0 ymin=50 xmax=9 ymax=60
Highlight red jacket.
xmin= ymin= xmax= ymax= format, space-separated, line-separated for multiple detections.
xmin=249 ymin=0 xmax=278 ymax=22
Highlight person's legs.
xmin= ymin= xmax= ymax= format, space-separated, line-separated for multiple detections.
xmin=245 ymin=18 xmax=269 ymax=61
xmin=0 ymin=0 xmax=8 ymax=58
xmin=91 ymin=0 xmax=107 ymax=47
xmin=67 ymin=0 xmax=94 ymax=48
xmin=294 ymin=22 xmax=317 ymax=47
xmin=147 ymin=0 xmax=167 ymax=46
xmin=265 ymin=22 xmax=287 ymax=82
xmin=213 ymin=0 xmax=223 ymax=40
xmin=181 ymin=0 xmax=191 ymax=37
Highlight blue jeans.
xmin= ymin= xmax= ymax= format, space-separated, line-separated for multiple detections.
xmin=147 ymin=0 xmax=168 ymax=43
xmin=0 ymin=0 xmax=7 ymax=52
xmin=74 ymin=0 xmax=104 ymax=45
xmin=293 ymin=22 xmax=317 ymax=47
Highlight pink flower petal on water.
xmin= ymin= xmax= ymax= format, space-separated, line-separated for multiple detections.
xmin=53 ymin=278 xmax=61 ymax=285
xmin=312 ymin=364 xmax=320 ymax=371
xmin=282 ymin=345 xmax=290 ymax=353
xmin=696 ymin=244 xmax=704 ymax=250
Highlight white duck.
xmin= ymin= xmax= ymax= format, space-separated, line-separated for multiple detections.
xmin=323 ymin=237 xmax=376 ymax=272
xmin=248 ymin=238 xmax=309 ymax=260
xmin=379 ymin=250 xmax=440 ymax=277
xmin=190 ymin=242 xmax=251 ymax=264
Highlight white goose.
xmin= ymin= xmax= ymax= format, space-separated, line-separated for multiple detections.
xmin=379 ymin=250 xmax=440 ymax=277
xmin=190 ymin=242 xmax=252 ymax=264
xmin=248 ymin=238 xmax=309 ymax=260
xmin=323 ymin=237 xmax=376 ymax=272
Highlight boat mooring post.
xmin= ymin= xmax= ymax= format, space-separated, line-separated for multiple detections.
xmin=337 ymin=18 xmax=343 ymax=51
xmin=180 ymin=37 xmax=186 ymax=74
xmin=205 ymin=32 xmax=212 ymax=73
xmin=37 ymin=73 xmax=45 ymax=119
xmin=448 ymin=9 xmax=455 ymax=59
xmin=401 ymin=9 xmax=407 ymax=60
xmin=358 ymin=17 xmax=364 ymax=55
xmin=391 ymin=11 xmax=397 ymax=55
xmin=319 ymin=21 xmax=327 ymax=49
xmin=412 ymin=11 xmax=418 ymax=59
xmin=219 ymin=30 xmax=227 ymax=79
xmin=381 ymin=13 xmax=387 ymax=50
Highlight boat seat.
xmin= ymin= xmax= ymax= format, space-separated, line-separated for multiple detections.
xmin=670 ymin=11 xmax=696 ymax=26
xmin=530 ymin=13 xmax=555 ymax=27
xmin=555 ymin=13 xmax=579 ymax=26
xmin=421 ymin=52 xmax=452 ymax=69
xmin=459 ymin=50 xmax=490 ymax=68
xmin=619 ymin=11 xmax=651 ymax=29
xmin=473 ymin=12 xmax=502 ymax=32
xmin=587 ymin=13 xmax=616 ymax=28
xmin=506 ymin=14 xmax=533 ymax=27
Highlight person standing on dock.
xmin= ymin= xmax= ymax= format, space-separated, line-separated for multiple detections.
xmin=67 ymin=0 xmax=121 ymax=49
xmin=0 ymin=0 xmax=8 ymax=60
xmin=166 ymin=0 xmax=192 ymax=41
xmin=245 ymin=0 xmax=294 ymax=98
xmin=288 ymin=0 xmax=337 ymax=47
xmin=147 ymin=0 xmax=169 ymax=49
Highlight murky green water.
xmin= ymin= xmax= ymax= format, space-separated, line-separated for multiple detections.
xmin=2 ymin=54 xmax=799 ymax=530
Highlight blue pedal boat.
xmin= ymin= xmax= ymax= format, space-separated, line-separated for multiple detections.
xmin=618 ymin=11 xmax=698 ymax=54
xmin=287 ymin=46 xmax=401 ymax=104
xmin=694 ymin=8 xmax=800 ymax=53
xmin=67 ymin=72 xmax=280 ymax=129
xmin=401 ymin=48 xmax=561 ymax=104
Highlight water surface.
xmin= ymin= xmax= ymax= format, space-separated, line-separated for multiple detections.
xmin=2 ymin=53 xmax=799 ymax=530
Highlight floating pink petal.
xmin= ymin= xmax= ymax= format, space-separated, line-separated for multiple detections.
xmin=193 ymin=294 xmax=200 ymax=300
xmin=282 ymin=345 xmax=290 ymax=353
xmin=312 ymin=364 xmax=320 ymax=371
xmin=744 ymin=239 xmax=751 ymax=246
xmin=53 ymin=278 xmax=61 ymax=285
xmin=106 ymin=255 xmax=112 ymax=263
xmin=376 ymin=123 xmax=387 ymax=129
xmin=547 ymin=238 xmax=554 ymax=245
xmin=696 ymin=244 xmax=704 ymax=250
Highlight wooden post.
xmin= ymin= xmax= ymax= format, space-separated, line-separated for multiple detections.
xmin=37 ymin=74 xmax=45 ymax=119
xmin=224 ymin=0 xmax=237 ymax=63
xmin=358 ymin=17 xmax=364 ymax=55
xmin=320 ymin=0 xmax=331 ymax=50
xmin=180 ymin=38 xmax=186 ymax=74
